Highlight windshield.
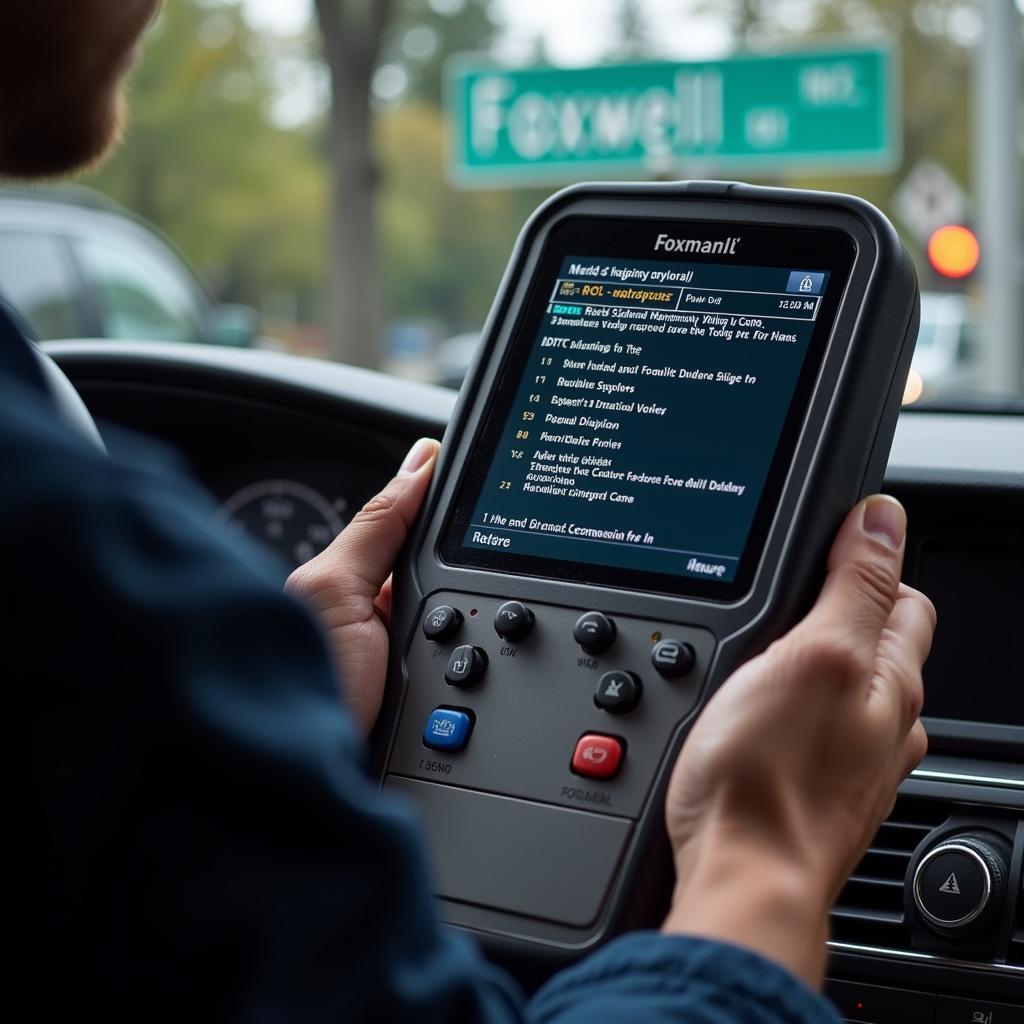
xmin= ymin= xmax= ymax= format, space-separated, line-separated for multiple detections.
xmin=4 ymin=0 xmax=1020 ymax=410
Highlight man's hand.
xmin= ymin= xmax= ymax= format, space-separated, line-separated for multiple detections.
xmin=662 ymin=495 xmax=936 ymax=988
xmin=286 ymin=438 xmax=440 ymax=734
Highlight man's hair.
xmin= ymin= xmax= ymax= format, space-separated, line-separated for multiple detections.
xmin=0 ymin=2 xmax=155 ymax=179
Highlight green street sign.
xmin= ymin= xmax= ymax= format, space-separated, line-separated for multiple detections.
xmin=447 ymin=43 xmax=899 ymax=186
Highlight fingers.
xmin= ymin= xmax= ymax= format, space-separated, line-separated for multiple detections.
xmin=287 ymin=438 xmax=439 ymax=606
xmin=323 ymin=437 xmax=439 ymax=596
xmin=901 ymin=719 xmax=929 ymax=777
xmin=877 ymin=583 xmax=936 ymax=713
xmin=886 ymin=583 xmax=937 ymax=671
xmin=854 ymin=586 xmax=933 ymax=783
xmin=802 ymin=496 xmax=908 ymax=658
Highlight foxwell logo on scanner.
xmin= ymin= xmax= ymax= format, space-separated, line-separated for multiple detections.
xmin=654 ymin=233 xmax=741 ymax=255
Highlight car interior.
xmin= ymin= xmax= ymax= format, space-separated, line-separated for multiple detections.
xmin=43 ymin=335 xmax=1024 ymax=1018
xmin=4 ymin=0 xmax=1018 ymax=1017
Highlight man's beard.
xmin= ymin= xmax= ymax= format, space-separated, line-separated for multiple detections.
xmin=0 ymin=86 xmax=126 ymax=180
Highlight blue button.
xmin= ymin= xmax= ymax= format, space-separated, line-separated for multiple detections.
xmin=423 ymin=708 xmax=473 ymax=752
xmin=786 ymin=270 xmax=825 ymax=295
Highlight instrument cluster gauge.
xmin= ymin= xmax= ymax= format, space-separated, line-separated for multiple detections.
xmin=217 ymin=479 xmax=347 ymax=569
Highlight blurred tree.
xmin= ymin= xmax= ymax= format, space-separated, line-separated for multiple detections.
xmin=612 ymin=0 xmax=653 ymax=59
xmin=377 ymin=100 xmax=548 ymax=331
xmin=310 ymin=0 xmax=502 ymax=367
xmin=382 ymin=0 xmax=499 ymax=106
xmin=373 ymin=2 xmax=548 ymax=338
xmin=314 ymin=0 xmax=393 ymax=368
xmin=86 ymin=0 xmax=328 ymax=320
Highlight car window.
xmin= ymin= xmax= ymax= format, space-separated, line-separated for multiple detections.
xmin=74 ymin=235 xmax=205 ymax=343
xmin=0 ymin=231 xmax=79 ymax=340
xmin=71 ymin=0 xmax=1021 ymax=407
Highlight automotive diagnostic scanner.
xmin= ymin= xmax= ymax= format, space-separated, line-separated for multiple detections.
xmin=375 ymin=181 xmax=920 ymax=957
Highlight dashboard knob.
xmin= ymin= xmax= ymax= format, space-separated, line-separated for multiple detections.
xmin=911 ymin=831 xmax=1011 ymax=935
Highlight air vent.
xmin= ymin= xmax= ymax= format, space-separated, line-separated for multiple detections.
xmin=830 ymin=795 xmax=949 ymax=948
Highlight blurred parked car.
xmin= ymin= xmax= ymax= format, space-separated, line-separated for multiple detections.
xmin=911 ymin=291 xmax=981 ymax=400
xmin=0 ymin=186 xmax=261 ymax=348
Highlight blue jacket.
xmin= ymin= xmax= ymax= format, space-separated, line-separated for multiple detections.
xmin=4 ymin=307 xmax=840 ymax=1021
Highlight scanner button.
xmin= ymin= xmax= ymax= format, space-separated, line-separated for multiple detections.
xmin=594 ymin=671 xmax=642 ymax=714
xmin=651 ymin=639 xmax=696 ymax=679
xmin=423 ymin=605 xmax=463 ymax=643
xmin=494 ymin=601 xmax=535 ymax=642
xmin=571 ymin=734 xmax=624 ymax=780
xmin=446 ymin=645 xmax=488 ymax=687
xmin=423 ymin=709 xmax=473 ymax=752
xmin=574 ymin=612 xmax=616 ymax=654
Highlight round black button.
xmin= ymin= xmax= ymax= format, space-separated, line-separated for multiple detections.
xmin=445 ymin=645 xmax=488 ymax=687
xmin=651 ymin=639 xmax=696 ymax=679
xmin=574 ymin=612 xmax=616 ymax=655
xmin=594 ymin=671 xmax=642 ymax=714
xmin=423 ymin=605 xmax=463 ymax=643
xmin=912 ymin=833 xmax=1009 ymax=933
xmin=494 ymin=601 xmax=535 ymax=642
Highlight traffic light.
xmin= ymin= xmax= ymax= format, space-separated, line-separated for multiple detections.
xmin=927 ymin=224 xmax=980 ymax=279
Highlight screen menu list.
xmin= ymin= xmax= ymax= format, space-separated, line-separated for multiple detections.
xmin=462 ymin=255 xmax=830 ymax=584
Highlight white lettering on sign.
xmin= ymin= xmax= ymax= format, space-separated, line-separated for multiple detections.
xmin=635 ymin=87 xmax=674 ymax=157
xmin=470 ymin=75 xmax=513 ymax=157
xmin=468 ymin=71 xmax=724 ymax=163
xmin=593 ymin=95 xmax=632 ymax=150
xmin=508 ymin=91 xmax=559 ymax=159
xmin=675 ymin=70 xmax=723 ymax=147
xmin=799 ymin=62 xmax=863 ymax=108
xmin=745 ymin=106 xmax=790 ymax=149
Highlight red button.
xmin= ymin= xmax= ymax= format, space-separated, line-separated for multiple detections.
xmin=571 ymin=734 xmax=624 ymax=780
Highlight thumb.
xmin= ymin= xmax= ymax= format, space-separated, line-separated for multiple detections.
xmin=289 ymin=438 xmax=439 ymax=605
xmin=329 ymin=438 xmax=440 ymax=598
xmin=802 ymin=494 xmax=907 ymax=651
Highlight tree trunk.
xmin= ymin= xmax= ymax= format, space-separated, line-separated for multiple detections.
xmin=314 ymin=0 xmax=392 ymax=368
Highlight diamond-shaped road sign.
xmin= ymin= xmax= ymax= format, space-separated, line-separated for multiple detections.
xmin=892 ymin=159 xmax=967 ymax=244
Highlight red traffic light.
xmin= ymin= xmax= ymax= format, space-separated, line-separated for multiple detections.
xmin=927 ymin=224 xmax=980 ymax=279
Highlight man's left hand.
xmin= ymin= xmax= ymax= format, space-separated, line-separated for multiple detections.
xmin=286 ymin=438 xmax=440 ymax=733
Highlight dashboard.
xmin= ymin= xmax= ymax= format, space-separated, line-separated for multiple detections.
xmin=46 ymin=340 xmax=1024 ymax=1019
xmin=51 ymin=341 xmax=453 ymax=578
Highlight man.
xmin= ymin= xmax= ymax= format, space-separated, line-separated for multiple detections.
xmin=5 ymin=4 xmax=934 ymax=1021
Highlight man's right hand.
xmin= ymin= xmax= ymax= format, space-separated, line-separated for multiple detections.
xmin=661 ymin=495 xmax=936 ymax=988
